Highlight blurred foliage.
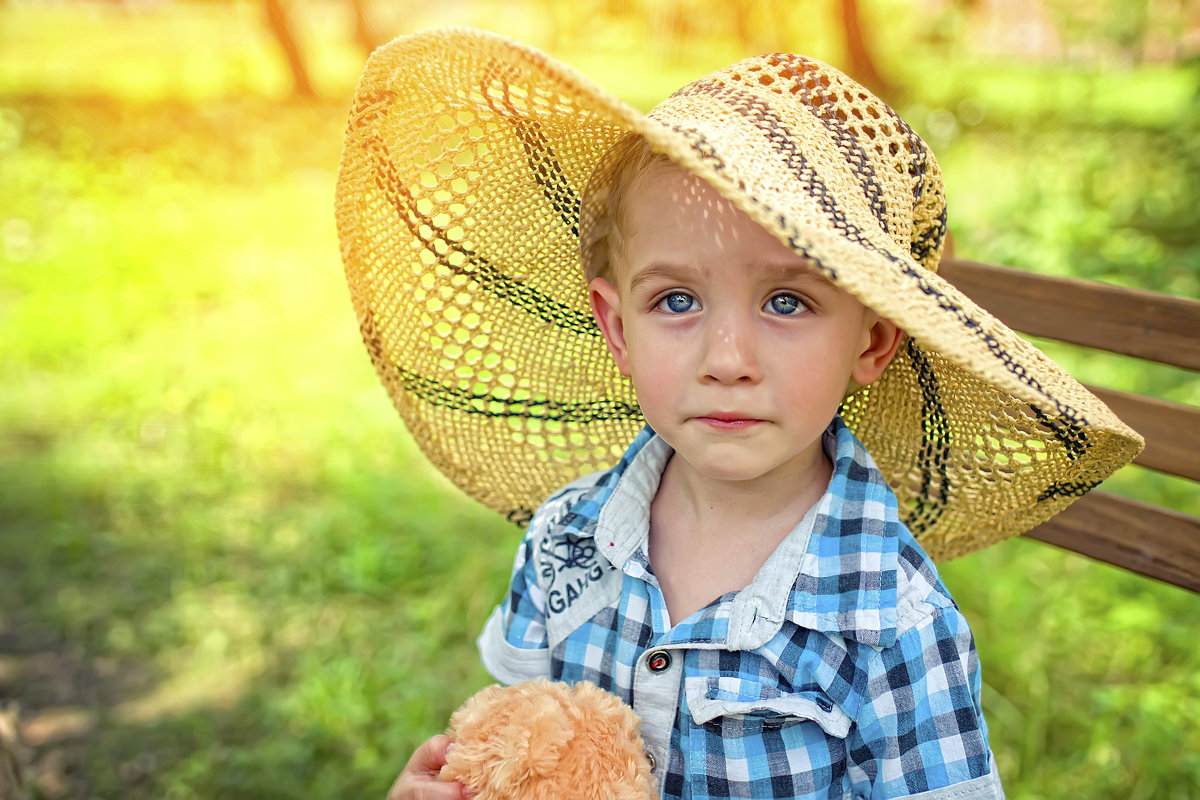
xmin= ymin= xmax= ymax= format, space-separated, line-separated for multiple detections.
xmin=1 ymin=1 xmax=1197 ymax=799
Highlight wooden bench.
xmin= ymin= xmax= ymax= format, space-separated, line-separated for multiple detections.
xmin=938 ymin=258 xmax=1200 ymax=593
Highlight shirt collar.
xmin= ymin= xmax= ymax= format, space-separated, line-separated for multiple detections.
xmin=573 ymin=417 xmax=903 ymax=648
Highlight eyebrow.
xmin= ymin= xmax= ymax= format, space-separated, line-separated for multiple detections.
xmin=626 ymin=260 xmax=834 ymax=292
xmin=627 ymin=262 xmax=699 ymax=293
xmin=759 ymin=262 xmax=835 ymax=288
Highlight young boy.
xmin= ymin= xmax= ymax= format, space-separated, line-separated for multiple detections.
xmin=335 ymin=28 xmax=1141 ymax=800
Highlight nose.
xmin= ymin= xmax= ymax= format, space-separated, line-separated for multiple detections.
xmin=699 ymin=307 xmax=761 ymax=384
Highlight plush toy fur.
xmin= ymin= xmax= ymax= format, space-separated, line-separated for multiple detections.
xmin=440 ymin=678 xmax=657 ymax=800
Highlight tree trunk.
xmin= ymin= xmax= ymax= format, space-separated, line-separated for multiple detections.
xmin=348 ymin=0 xmax=382 ymax=57
xmin=838 ymin=0 xmax=897 ymax=102
xmin=265 ymin=0 xmax=315 ymax=98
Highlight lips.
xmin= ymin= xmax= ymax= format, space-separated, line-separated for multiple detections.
xmin=694 ymin=413 xmax=766 ymax=430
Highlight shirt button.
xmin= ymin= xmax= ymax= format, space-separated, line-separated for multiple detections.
xmin=815 ymin=694 xmax=833 ymax=713
xmin=644 ymin=749 xmax=656 ymax=772
xmin=646 ymin=649 xmax=672 ymax=673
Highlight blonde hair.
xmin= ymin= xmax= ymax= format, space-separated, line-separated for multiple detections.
xmin=579 ymin=134 xmax=670 ymax=283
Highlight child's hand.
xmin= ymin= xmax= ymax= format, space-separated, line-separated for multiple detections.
xmin=386 ymin=734 xmax=473 ymax=800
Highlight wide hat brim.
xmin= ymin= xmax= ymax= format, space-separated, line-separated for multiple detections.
xmin=335 ymin=27 xmax=1142 ymax=560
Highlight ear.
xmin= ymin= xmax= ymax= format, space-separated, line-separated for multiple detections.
xmin=850 ymin=313 xmax=904 ymax=388
xmin=589 ymin=277 xmax=632 ymax=377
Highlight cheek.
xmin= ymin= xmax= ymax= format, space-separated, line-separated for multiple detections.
xmin=625 ymin=334 xmax=685 ymax=410
xmin=773 ymin=328 xmax=861 ymax=398
xmin=623 ymin=317 xmax=680 ymax=369
xmin=628 ymin=369 xmax=677 ymax=432
xmin=628 ymin=347 xmax=680 ymax=394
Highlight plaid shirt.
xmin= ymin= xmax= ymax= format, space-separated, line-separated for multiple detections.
xmin=478 ymin=418 xmax=1004 ymax=799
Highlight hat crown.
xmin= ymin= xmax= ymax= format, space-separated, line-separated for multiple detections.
xmin=648 ymin=53 xmax=947 ymax=275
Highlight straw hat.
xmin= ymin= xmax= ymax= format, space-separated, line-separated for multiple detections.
xmin=335 ymin=27 xmax=1142 ymax=560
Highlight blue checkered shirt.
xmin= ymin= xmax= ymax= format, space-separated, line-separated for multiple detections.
xmin=478 ymin=418 xmax=1003 ymax=799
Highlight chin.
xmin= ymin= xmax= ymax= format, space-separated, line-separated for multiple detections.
xmin=684 ymin=453 xmax=777 ymax=484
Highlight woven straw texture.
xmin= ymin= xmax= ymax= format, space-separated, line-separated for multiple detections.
xmin=335 ymin=28 xmax=1143 ymax=560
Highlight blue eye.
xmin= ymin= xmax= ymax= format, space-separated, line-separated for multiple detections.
xmin=767 ymin=293 xmax=806 ymax=315
xmin=658 ymin=292 xmax=698 ymax=313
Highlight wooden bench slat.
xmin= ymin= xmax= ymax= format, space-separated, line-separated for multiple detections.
xmin=1087 ymin=385 xmax=1200 ymax=483
xmin=1023 ymin=491 xmax=1200 ymax=592
xmin=939 ymin=258 xmax=1200 ymax=371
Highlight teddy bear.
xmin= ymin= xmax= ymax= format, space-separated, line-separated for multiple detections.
xmin=439 ymin=678 xmax=657 ymax=800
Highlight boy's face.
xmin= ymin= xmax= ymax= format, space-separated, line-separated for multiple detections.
xmin=589 ymin=163 xmax=901 ymax=486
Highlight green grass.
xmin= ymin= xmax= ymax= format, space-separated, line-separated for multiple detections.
xmin=2 ymin=3 xmax=1198 ymax=798
xmin=0 ymin=88 xmax=520 ymax=797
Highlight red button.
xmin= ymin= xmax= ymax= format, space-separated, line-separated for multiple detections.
xmin=647 ymin=650 xmax=671 ymax=673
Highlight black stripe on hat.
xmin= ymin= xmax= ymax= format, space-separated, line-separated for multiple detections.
xmin=366 ymin=135 xmax=599 ymax=338
xmin=881 ymin=102 xmax=927 ymax=203
xmin=899 ymin=261 xmax=1092 ymax=450
xmin=1029 ymin=404 xmax=1089 ymax=461
xmin=909 ymin=205 xmax=947 ymax=268
xmin=397 ymin=366 xmax=642 ymax=423
xmin=906 ymin=339 xmax=951 ymax=534
xmin=1037 ymin=477 xmax=1102 ymax=502
xmin=873 ymin=102 xmax=949 ymax=268
xmin=481 ymin=60 xmax=581 ymax=236
xmin=664 ymin=122 xmax=840 ymax=286
xmin=755 ymin=57 xmax=892 ymax=234
xmin=676 ymin=78 xmax=891 ymax=237
xmin=703 ymin=83 xmax=866 ymax=245
xmin=507 ymin=507 xmax=534 ymax=526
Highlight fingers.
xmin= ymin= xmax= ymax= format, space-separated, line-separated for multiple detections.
xmin=387 ymin=735 xmax=472 ymax=800
xmin=407 ymin=734 xmax=454 ymax=775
